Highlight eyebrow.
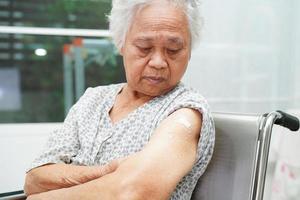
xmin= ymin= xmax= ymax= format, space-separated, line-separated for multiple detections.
xmin=167 ymin=37 xmax=184 ymax=46
xmin=133 ymin=37 xmax=153 ymax=44
xmin=133 ymin=36 xmax=184 ymax=47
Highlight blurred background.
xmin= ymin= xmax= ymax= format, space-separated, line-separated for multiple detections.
xmin=0 ymin=0 xmax=125 ymax=123
xmin=0 ymin=0 xmax=299 ymax=199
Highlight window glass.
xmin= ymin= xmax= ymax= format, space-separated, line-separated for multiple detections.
xmin=0 ymin=0 xmax=111 ymax=29
xmin=0 ymin=34 xmax=125 ymax=123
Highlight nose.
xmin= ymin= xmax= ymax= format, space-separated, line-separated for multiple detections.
xmin=148 ymin=51 xmax=168 ymax=69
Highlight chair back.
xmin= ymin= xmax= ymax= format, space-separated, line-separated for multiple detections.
xmin=192 ymin=113 xmax=261 ymax=200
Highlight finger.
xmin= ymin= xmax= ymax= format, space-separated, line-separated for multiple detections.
xmin=99 ymin=156 xmax=129 ymax=176
xmin=99 ymin=160 xmax=119 ymax=176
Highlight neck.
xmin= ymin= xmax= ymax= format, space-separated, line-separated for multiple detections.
xmin=121 ymin=84 xmax=154 ymax=104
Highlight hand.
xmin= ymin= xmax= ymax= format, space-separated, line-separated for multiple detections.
xmin=24 ymin=157 xmax=127 ymax=196
xmin=26 ymin=193 xmax=43 ymax=200
xmin=66 ymin=157 xmax=127 ymax=185
xmin=26 ymin=189 xmax=65 ymax=200
xmin=25 ymin=158 xmax=127 ymax=200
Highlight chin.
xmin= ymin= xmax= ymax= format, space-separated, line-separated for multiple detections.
xmin=143 ymin=86 xmax=174 ymax=97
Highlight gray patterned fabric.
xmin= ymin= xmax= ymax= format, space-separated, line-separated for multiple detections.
xmin=29 ymin=82 xmax=215 ymax=200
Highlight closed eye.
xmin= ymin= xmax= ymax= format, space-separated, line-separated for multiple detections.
xmin=137 ymin=46 xmax=152 ymax=54
xmin=167 ymin=49 xmax=181 ymax=55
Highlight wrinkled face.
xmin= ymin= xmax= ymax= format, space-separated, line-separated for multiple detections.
xmin=120 ymin=1 xmax=191 ymax=97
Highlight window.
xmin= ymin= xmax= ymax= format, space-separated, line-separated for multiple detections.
xmin=0 ymin=0 xmax=111 ymax=29
xmin=0 ymin=0 xmax=126 ymax=123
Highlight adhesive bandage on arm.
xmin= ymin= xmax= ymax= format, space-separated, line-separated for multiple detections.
xmin=175 ymin=116 xmax=193 ymax=133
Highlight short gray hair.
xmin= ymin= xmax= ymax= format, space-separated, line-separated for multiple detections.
xmin=108 ymin=0 xmax=203 ymax=50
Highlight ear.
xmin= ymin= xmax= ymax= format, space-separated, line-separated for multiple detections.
xmin=119 ymin=46 xmax=124 ymax=56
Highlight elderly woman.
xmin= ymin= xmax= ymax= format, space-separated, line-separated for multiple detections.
xmin=24 ymin=0 xmax=215 ymax=199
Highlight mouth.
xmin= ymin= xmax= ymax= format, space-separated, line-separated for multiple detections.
xmin=143 ymin=76 xmax=165 ymax=85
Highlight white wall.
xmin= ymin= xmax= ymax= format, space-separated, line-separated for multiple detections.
xmin=183 ymin=0 xmax=300 ymax=113
xmin=0 ymin=123 xmax=61 ymax=193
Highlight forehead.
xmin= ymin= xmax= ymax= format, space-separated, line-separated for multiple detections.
xmin=127 ymin=2 xmax=190 ymax=43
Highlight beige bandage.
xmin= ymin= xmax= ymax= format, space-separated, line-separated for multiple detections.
xmin=175 ymin=116 xmax=193 ymax=132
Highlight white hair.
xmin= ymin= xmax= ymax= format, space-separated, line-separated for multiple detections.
xmin=108 ymin=0 xmax=203 ymax=50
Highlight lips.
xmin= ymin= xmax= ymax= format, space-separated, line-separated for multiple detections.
xmin=144 ymin=76 xmax=165 ymax=84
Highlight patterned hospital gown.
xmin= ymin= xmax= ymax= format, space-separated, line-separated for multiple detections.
xmin=29 ymin=82 xmax=215 ymax=200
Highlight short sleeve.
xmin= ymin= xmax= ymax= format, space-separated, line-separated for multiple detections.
xmin=27 ymin=88 xmax=94 ymax=171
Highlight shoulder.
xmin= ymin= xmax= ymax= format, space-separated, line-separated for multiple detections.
xmin=82 ymin=83 xmax=124 ymax=99
xmin=76 ymin=83 xmax=124 ymax=105
xmin=67 ymin=83 xmax=124 ymax=116
xmin=163 ymin=83 xmax=211 ymax=117
xmin=177 ymin=83 xmax=207 ymax=102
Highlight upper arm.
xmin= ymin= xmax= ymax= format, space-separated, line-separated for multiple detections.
xmin=143 ymin=108 xmax=202 ymax=178
xmin=115 ymin=108 xmax=202 ymax=199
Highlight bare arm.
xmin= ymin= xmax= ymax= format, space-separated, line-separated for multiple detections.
xmin=27 ymin=108 xmax=202 ymax=200
xmin=24 ymin=158 xmax=123 ymax=196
